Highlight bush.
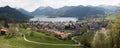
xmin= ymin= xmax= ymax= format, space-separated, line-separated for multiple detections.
xmin=79 ymin=32 xmax=95 ymax=47
xmin=92 ymin=31 xmax=113 ymax=48
xmin=8 ymin=27 xmax=19 ymax=37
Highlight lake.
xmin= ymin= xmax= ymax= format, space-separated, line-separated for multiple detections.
xmin=30 ymin=17 xmax=78 ymax=22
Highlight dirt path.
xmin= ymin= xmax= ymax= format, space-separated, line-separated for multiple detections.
xmin=71 ymin=36 xmax=82 ymax=46
xmin=16 ymin=28 xmax=79 ymax=46
xmin=23 ymin=34 xmax=79 ymax=46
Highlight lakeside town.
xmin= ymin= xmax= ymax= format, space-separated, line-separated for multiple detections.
xmin=0 ymin=16 xmax=116 ymax=48
xmin=0 ymin=0 xmax=120 ymax=48
xmin=28 ymin=18 xmax=110 ymax=39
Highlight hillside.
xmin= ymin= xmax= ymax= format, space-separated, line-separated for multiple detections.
xmin=17 ymin=8 xmax=32 ymax=16
xmin=32 ymin=6 xmax=55 ymax=16
xmin=97 ymin=5 xmax=117 ymax=13
xmin=0 ymin=26 xmax=80 ymax=48
xmin=0 ymin=6 xmax=31 ymax=21
xmin=63 ymin=6 xmax=105 ymax=17
xmin=0 ymin=36 xmax=79 ymax=48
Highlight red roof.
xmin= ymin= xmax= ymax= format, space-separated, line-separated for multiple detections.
xmin=0 ymin=27 xmax=7 ymax=32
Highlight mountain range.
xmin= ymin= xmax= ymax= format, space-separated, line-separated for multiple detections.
xmin=18 ymin=5 xmax=117 ymax=18
xmin=0 ymin=5 xmax=117 ymax=21
xmin=0 ymin=6 xmax=32 ymax=21
xmin=97 ymin=5 xmax=117 ymax=12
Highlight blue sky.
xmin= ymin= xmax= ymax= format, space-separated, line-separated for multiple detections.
xmin=0 ymin=0 xmax=119 ymax=12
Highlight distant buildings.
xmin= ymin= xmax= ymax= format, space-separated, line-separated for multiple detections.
xmin=29 ymin=18 xmax=109 ymax=39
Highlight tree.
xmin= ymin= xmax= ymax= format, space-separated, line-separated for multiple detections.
xmin=80 ymin=32 xmax=95 ymax=47
xmin=92 ymin=32 xmax=105 ymax=48
xmin=0 ymin=14 xmax=10 ymax=28
xmin=79 ymin=3 xmax=120 ymax=48
xmin=112 ymin=15 xmax=120 ymax=48
xmin=8 ymin=27 xmax=19 ymax=37
xmin=92 ymin=31 xmax=113 ymax=48
xmin=4 ymin=19 xmax=9 ymax=28
xmin=107 ymin=13 xmax=120 ymax=48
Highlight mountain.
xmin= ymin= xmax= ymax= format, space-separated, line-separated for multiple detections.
xmin=63 ymin=5 xmax=105 ymax=17
xmin=17 ymin=8 xmax=32 ymax=16
xmin=0 ymin=6 xmax=31 ymax=21
xmin=32 ymin=5 xmax=105 ymax=18
xmin=32 ymin=6 xmax=55 ymax=16
xmin=31 ymin=6 xmax=76 ymax=16
xmin=51 ymin=6 xmax=75 ymax=16
xmin=97 ymin=5 xmax=117 ymax=13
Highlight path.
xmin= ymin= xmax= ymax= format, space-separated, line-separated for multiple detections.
xmin=23 ymin=34 xmax=79 ymax=46
xmin=71 ymin=36 xmax=82 ymax=46
xmin=71 ymin=36 xmax=89 ymax=48
xmin=16 ymin=28 xmax=79 ymax=46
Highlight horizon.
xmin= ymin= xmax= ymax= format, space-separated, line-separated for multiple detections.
xmin=0 ymin=0 xmax=119 ymax=12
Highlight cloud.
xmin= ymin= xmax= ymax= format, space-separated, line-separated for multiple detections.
xmin=0 ymin=0 xmax=40 ymax=12
xmin=0 ymin=0 xmax=119 ymax=12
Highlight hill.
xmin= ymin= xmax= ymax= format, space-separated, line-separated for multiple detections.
xmin=0 ymin=6 xmax=31 ymax=21
xmin=17 ymin=8 xmax=32 ymax=16
xmin=63 ymin=5 xmax=105 ymax=17
xmin=0 ymin=36 xmax=79 ymax=48
xmin=97 ymin=5 xmax=117 ymax=13
xmin=0 ymin=26 xmax=79 ymax=48
xmin=31 ymin=6 xmax=55 ymax=16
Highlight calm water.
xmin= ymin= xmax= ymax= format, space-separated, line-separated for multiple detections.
xmin=30 ymin=17 xmax=78 ymax=22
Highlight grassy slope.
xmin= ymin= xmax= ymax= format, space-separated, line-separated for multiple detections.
xmin=0 ymin=27 xmax=80 ymax=48
xmin=0 ymin=36 xmax=79 ymax=48
xmin=27 ymin=31 xmax=75 ymax=44
xmin=20 ymin=28 xmax=75 ymax=44
xmin=105 ymin=14 xmax=117 ymax=20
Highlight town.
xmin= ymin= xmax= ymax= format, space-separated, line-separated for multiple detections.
xmin=0 ymin=0 xmax=120 ymax=48
xmin=28 ymin=18 xmax=110 ymax=39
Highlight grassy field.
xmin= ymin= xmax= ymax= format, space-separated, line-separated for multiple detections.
xmin=20 ymin=28 xmax=75 ymax=44
xmin=27 ymin=32 xmax=75 ymax=44
xmin=105 ymin=14 xmax=117 ymax=20
xmin=0 ymin=27 xmax=81 ymax=48
xmin=0 ymin=36 xmax=79 ymax=48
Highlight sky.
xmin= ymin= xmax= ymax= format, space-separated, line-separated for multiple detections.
xmin=0 ymin=0 xmax=119 ymax=12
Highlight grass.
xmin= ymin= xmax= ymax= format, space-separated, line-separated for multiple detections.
xmin=105 ymin=14 xmax=117 ymax=20
xmin=0 ymin=36 xmax=80 ymax=48
xmin=27 ymin=36 xmax=75 ymax=44
xmin=0 ymin=28 xmax=79 ymax=48
xmin=26 ymin=30 xmax=75 ymax=44
xmin=19 ymin=28 xmax=75 ymax=44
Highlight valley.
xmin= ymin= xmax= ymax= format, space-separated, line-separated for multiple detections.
xmin=0 ymin=1 xmax=120 ymax=48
